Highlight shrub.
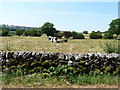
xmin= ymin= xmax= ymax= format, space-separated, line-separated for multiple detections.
xmin=16 ymin=30 xmax=25 ymax=36
xmin=24 ymin=30 xmax=42 ymax=36
xmin=103 ymin=33 xmax=113 ymax=39
xmin=54 ymin=32 xmax=64 ymax=38
xmin=24 ymin=30 xmax=31 ymax=36
xmin=90 ymin=32 xmax=102 ymax=39
xmin=72 ymin=31 xmax=84 ymax=39
xmin=8 ymin=31 xmax=16 ymax=36
xmin=72 ymin=31 xmax=78 ymax=39
xmin=78 ymin=33 xmax=85 ymax=39
xmin=29 ymin=30 xmax=38 ymax=36
xmin=63 ymin=31 xmax=72 ymax=38
xmin=1 ymin=29 xmax=9 ymax=36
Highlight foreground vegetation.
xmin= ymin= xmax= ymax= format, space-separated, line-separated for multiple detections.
xmin=2 ymin=70 xmax=119 ymax=88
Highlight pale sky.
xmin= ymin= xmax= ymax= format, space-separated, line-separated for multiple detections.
xmin=0 ymin=1 xmax=118 ymax=32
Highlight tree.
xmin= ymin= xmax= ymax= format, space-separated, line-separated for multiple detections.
xmin=41 ymin=22 xmax=57 ymax=36
xmin=37 ymin=30 xmax=42 ymax=36
xmin=97 ymin=30 xmax=101 ymax=33
xmin=108 ymin=18 xmax=120 ymax=35
xmin=83 ymin=31 xmax=88 ymax=34
xmin=16 ymin=30 xmax=25 ymax=36
xmin=63 ymin=31 xmax=72 ymax=38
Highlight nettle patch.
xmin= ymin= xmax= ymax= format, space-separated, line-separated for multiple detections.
xmin=1 ymin=51 xmax=120 ymax=76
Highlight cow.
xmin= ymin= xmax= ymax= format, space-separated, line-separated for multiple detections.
xmin=48 ymin=37 xmax=68 ymax=43
xmin=48 ymin=37 xmax=57 ymax=42
xmin=56 ymin=39 xmax=68 ymax=43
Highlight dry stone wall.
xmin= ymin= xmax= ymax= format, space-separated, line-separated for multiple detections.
xmin=0 ymin=51 xmax=120 ymax=74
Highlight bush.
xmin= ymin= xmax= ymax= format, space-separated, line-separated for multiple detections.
xmin=72 ymin=31 xmax=84 ymax=39
xmin=29 ymin=30 xmax=38 ymax=36
xmin=72 ymin=31 xmax=78 ymax=39
xmin=8 ymin=31 xmax=16 ymax=36
xmin=16 ymin=30 xmax=25 ymax=36
xmin=78 ymin=33 xmax=85 ymax=39
xmin=54 ymin=32 xmax=64 ymax=38
xmin=24 ymin=30 xmax=31 ymax=36
xmin=63 ymin=31 xmax=72 ymax=38
xmin=90 ymin=32 xmax=102 ymax=39
xmin=24 ymin=30 xmax=42 ymax=36
xmin=103 ymin=33 xmax=113 ymax=39
xmin=1 ymin=29 xmax=9 ymax=36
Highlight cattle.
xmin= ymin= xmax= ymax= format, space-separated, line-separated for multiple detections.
xmin=48 ymin=37 xmax=57 ymax=42
xmin=48 ymin=37 xmax=68 ymax=43
xmin=56 ymin=39 xmax=68 ymax=43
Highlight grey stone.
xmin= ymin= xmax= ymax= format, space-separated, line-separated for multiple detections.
xmin=58 ymin=53 xmax=66 ymax=60
xmin=68 ymin=60 xmax=73 ymax=66
xmin=19 ymin=51 xmax=25 ymax=56
xmin=73 ymin=62 xmax=79 ymax=66
xmin=13 ymin=52 xmax=19 ymax=59
xmin=32 ymin=52 xmax=36 ymax=56
xmin=0 ymin=51 xmax=120 ymax=71
xmin=49 ymin=53 xmax=58 ymax=60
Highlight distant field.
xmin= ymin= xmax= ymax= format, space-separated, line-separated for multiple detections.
xmin=0 ymin=35 xmax=117 ymax=53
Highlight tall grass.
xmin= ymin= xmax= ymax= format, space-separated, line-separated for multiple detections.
xmin=101 ymin=40 xmax=119 ymax=54
xmin=4 ymin=42 xmax=13 ymax=51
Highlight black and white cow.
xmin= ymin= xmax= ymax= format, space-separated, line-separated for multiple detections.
xmin=48 ymin=37 xmax=57 ymax=42
xmin=48 ymin=37 xmax=68 ymax=43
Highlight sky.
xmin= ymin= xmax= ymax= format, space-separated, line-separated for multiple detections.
xmin=0 ymin=1 xmax=118 ymax=32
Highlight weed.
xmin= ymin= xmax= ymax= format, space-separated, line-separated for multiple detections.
xmin=4 ymin=42 xmax=13 ymax=51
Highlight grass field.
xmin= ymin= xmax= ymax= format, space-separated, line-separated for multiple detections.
xmin=0 ymin=35 xmax=118 ymax=53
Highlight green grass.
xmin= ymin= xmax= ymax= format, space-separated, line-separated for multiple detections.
xmin=0 ymin=35 xmax=117 ymax=53
xmin=2 ymin=72 xmax=118 ymax=88
xmin=66 ymin=74 xmax=118 ymax=85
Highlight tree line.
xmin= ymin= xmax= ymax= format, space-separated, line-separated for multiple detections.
xmin=0 ymin=18 xmax=120 ymax=39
